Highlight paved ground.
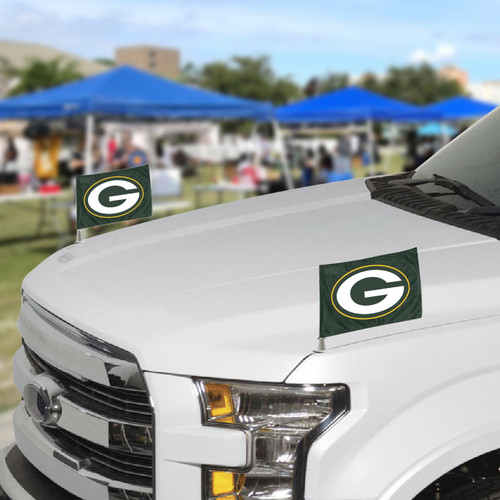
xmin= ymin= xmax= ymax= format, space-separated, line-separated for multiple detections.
xmin=0 ymin=410 xmax=14 ymax=449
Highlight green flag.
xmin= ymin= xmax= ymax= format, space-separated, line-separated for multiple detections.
xmin=76 ymin=165 xmax=152 ymax=229
xmin=319 ymin=248 xmax=422 ymax=338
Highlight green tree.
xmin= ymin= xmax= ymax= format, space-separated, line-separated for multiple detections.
xmin=368 ymin=64 xmax=464 ymax=105
xmin=0 ymin=56 xmax=16 ymax=96
xmin=94 ymin=57 xmax=115 ymax=67
xmin=8 ymin=58 xmax=83 ymax=96
xmin=317 ymin=72 xmax=350 ymax=94
xmin=271 ymin=77 xmax=302 ymax=104
xmin=199 ymin=61 xmax=239 ymax=96
xmin=186 ymin=56 xmax=301 ymax=105
xmin=303 ymin=78 xmax=319 ymax=97
xmin=359 ymin=72 xmax=380 ymax=94
xmin=180 ymin=62 xmax=201 ymax=85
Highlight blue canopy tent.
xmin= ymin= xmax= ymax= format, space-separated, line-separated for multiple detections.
xmin=418 ymin=122 xmax=457 ymax=137
xmin=274 ymin=87 xmax=439 ymax=174
xmin=425 ymin=96 xmax=497 ymax=121
xmin=274 ymin=87 xmax=437 ymax=124
xmin=0 ymin=65 xmax=282 ymax=181
xmin=0 ymin=65 xmax=273 ymax=121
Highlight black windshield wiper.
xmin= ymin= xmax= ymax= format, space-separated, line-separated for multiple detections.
xmin=460 ymin=206 xmax=500 ymax=216
xmin=388 ymin=174 xmax=495 ymax=208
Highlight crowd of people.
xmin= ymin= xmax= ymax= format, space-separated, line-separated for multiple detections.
xmin=0 ymin=125 xmax=463 ymax=195
xmin=292 ymin=133 xmax=376 ymax=187
xmin=66 ymin=131 xmax=149 ymax=180
xmin=2 ymin=137 xmax=18 ymax=172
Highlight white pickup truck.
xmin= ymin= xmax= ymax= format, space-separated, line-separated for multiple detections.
xmin=3 ymin=108 xmax=500 ymax=500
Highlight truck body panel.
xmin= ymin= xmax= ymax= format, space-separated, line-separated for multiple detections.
xmin=22 ymin=178 xmax=492 ymax=382
xmin=288 ymin=316 xmax=500 ymax=499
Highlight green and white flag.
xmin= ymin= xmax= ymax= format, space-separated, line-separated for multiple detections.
xmin=76 ymin=165 xmax=152 ymax=229
xmin=319 ymin=248 xmax=422 ymax=338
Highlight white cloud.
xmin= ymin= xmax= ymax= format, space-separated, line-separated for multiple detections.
xmin=0 ymin=1 xmax=476 ymax=82
xmin=0 ymin=1 xmax=447 ymax=58
xmin=410 ymin=43 xmax=457 ymax=65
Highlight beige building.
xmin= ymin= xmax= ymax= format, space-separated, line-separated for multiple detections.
xmin=0 ymin=39 xmax=109 ymax=97
xmin=439 ymin=65 xmax=469 ymax=89
xmin=0 ymin=40 xmax=107 ymax=76
xmin=115 ymin=45 xmax=180 ymax=79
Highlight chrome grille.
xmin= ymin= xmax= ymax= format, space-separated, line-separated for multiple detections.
xmin=110 ymin=489 xmax=153 ymax=500
xmin=44 ymin=428 xmax=153 ymax=487
xmin=24 ymin=345 xmax=152 ymax=425
xmin=15 ymin=295 xmax=154 ymax=499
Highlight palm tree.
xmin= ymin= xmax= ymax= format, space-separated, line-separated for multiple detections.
xmin=0 ymin=56 xmax=16 ymax=96
xmin=8 ymin=57 xmax=83 ymax=96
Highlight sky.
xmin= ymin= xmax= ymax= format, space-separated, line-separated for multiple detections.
xmin=1 ymin=0 xmax=499 ymax=84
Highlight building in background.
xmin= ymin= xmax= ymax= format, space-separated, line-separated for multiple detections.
xmin=0 ymin=39 xmax=108 ymax=97
xmin=0 ymin=40 xmax=107 ymax=76
xmin=468 ymin=81 xmax=500 ymax=105
xmin=115 ymin=45 xmax=180 ymax=79
xmin=439 ymin=65 xmax=469 ymax=88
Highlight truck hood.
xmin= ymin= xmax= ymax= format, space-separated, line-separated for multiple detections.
xmin=23 ymin=179 xmax=498 ymax=382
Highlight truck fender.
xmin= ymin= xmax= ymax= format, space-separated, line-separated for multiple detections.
xmin=300 ymin=369 xmax=500 ymax=500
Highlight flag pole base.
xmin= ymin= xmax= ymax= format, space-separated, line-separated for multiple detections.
xmin=76 ymin=229 xmax=85 ymax=244
xmin=314 ymin=338 xmax=326 ymax=353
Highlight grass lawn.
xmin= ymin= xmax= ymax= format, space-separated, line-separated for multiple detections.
xmin=0 ymin=154 xmax=404 ymax=411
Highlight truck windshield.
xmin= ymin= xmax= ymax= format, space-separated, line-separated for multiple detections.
xmin=414 ymin=107 xmax=500 ymax=205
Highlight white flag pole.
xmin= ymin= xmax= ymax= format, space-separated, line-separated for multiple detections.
xmin=76 ymin=113 xmax=95 ymax=243
xmin=273 ymin=119 xmax=293 ymax=190
xmin=84 ymin=114 xmax=94 ymax=175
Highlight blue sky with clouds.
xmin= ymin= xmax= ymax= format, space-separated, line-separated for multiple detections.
xmin=0 ymin=0 xmax=499 ymax=83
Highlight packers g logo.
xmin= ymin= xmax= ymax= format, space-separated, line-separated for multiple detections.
xmin=84 ymin=176 xmax=144 ymax=219
xmin=331 ymin=265 xmax=410 ymax=320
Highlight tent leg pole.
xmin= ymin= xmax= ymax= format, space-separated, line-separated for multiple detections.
xmin=273 ymin=120 xmax=293 ymax=189
xmin=383 ymin=122 xmax=390 ymax=173
xmin=84 ymin=114 xmax=94 ymax=175
xmin=251 ymin=121 xmax=259 ymax=162
xmin=148 ymin=123 xmax=155 ymax=168
xmin=367 ymin=119 xmax=376 ymax=176
xmin=440 ymin=121 xmax=450 ymax=148
xmin=384 ymin=122 xmax=396 ymax=174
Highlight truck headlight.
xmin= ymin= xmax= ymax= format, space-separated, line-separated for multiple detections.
xmin=196 ymin=380 xmax=349 ymax=500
